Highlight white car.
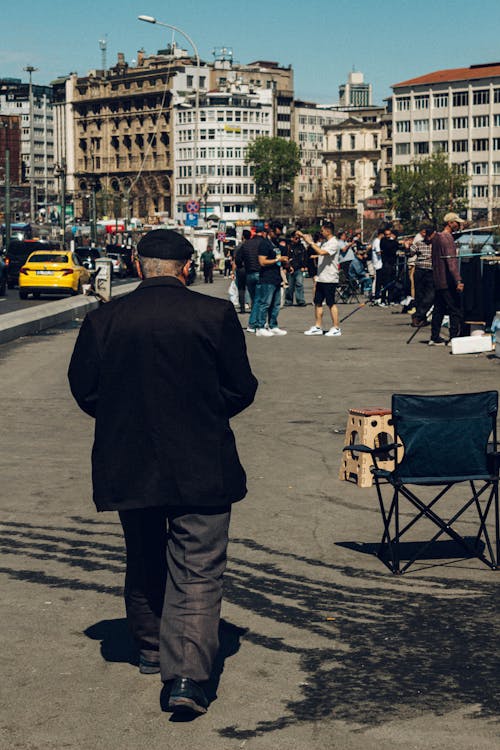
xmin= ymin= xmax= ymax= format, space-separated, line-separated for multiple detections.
xmin=106 ymin=253 xmax=127 ymax=279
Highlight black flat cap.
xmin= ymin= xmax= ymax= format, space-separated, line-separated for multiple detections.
xmin=137 ymin=229 xmax=194 ymax=260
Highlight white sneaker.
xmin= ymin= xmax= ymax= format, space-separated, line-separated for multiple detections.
xmin=255 ymin=328 xmax=274 ymax=337
xmin=304 ymin=326 xmax=323 ymax=336
xmin=324 ymin=327 xmax=342 ymax=337
xmin=269 ymin=327 xmax=287 ymax=336
xmin=246 ymin=326 xmax=256 ymax=333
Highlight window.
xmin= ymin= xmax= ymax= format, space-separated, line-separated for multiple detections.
xmin=493 ymin=185 xmax=500 ymax=197
xmin=414 ymin=119 xmax=429 ymax=132
xmin=452 ymin=116 xmax=468 ymax=129
xmin=453 ymin=91 xmax=469 ymax=107
xmin=472 ymin=185 xmax=488 ymax=197
xmin=472 ymin=138 xmax=489 ymax=151
xmin=350 ymin=161 xmax=355 ymax=177
xmin=472 ymin=162 xmax=488 ymax=175
xmin=414 ymin=141 xmax=429 ymax=155
xmin=473 ymin=115 xmax=489 ymax=128
xmin=350 ymin=135 xmax=356 ymax=149
xmin=433 ymin=141 xmax=448 ymax=153
xmin=187 ymin=75 xmax=193 ymax=88
xmin=336 ymin=135 xmax=342 ymax=149
xmin=493 ymin=138 xmax=500 ymax=150
xmin=473 ymin=89 xmax=489 ymax=105
xmin=452 ymin=139 xmax=468 ymax=152
xmin=396 ymin=120 xmax=410 ymax=133
xmin=433 ymin=118 xmax=447 ymax=131
xmin=395 ymin=142 xmax=411 ymax=155
xmin=396 ymin=97 xmax=410 ymax=111
xmin=414 ymin=95 xmax=429 ymax=109
xmin=494 ymin=89 xmax=500 ymax=103
xmin=492 ymin=162 xmax=500 ymax=174
xmin=494 ymin=114 xmax=500 ymax=127
xmin=433 ymin=93 xmax=449 ymax=108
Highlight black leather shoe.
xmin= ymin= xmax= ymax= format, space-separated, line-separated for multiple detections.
xmin=167 ymin=677 xmax=208 ymax=714
xmin=139 ymin=652 xmax=160 ymax=675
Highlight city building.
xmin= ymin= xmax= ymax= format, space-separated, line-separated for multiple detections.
xmin=323 ymin=107 xmax=384 ymax=222
xmin=391 ymin=62 xmax=500 ymax=221
xmin=292 ymin=101 xmax=346 ymax=218
xmin=66 ymin=45 xmax=207 ymax=223
xmin=0 ymin=77 xmax=55 ymax=214
xmin=173 ymin=85 xmax=273 ymax=223
xmin=339 ymin=70 xmax=372 ymax=108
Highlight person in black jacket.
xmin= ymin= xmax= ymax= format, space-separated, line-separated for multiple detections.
xmin=68 ymin=229 xmax=258 ymax=716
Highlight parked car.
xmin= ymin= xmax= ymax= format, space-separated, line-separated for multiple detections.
xmin=75 ymin=246 xmax=103 ymax=270
xmin=0 ymin=253 xmax=6 ymax=296
xmin=106 ymin=252 xmax=127 ymax=279
xmin=5 ymin=239 xmax=61 ymax=288
xmin=18 ymin=250 xmax=90 ymax=299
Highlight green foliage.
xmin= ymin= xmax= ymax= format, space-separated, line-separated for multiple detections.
xmin=245 ymin=137 xmax=301 ymax=217
xmin=385 ymin=153 xmax=469 ymax=231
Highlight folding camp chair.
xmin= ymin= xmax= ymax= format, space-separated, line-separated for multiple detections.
xmin=337 ymin=267 xmax=362 ymax=304
xmin=344 ymin=391 xmax=499 ymax=574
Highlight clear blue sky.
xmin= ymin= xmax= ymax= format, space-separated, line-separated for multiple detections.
xmin=2 ymin=0 xmax=500 ymax=104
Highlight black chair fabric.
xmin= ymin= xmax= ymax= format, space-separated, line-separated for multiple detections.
xmin=392 ymin=392 xmax=497 ymax=484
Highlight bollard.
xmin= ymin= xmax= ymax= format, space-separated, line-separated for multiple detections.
xmin=94 ymin=258 xmax=113 ymax=302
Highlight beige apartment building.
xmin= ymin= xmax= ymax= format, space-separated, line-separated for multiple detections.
xmin=56 ymin=46 xmax=207 ymax=222
xmin=322 ymin=107 xmax=384 ymax=221
xmin=392 ymin=62 xmax=500 ymax=221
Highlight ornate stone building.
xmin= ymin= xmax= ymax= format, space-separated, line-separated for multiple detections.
xmin=65 ymin=47 xmax=207 ymax=222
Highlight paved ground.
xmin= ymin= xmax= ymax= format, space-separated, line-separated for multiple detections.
xmin=1 ymin=275 xmax=499 ymax=750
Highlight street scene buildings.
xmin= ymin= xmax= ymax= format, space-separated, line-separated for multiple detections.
xmin=3 ymin=50 xmax=500 ymax=232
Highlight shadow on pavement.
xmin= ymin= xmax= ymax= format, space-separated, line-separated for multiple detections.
xmin=0 ymin=519 xmax=498 ymax=739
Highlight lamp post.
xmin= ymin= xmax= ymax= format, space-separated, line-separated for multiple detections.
xmin=54 ymin=159 xmax=66 ymax=247
xmin=138 ymin=15 xmax=200 ymax=209
xmin=0 ymin=120 xmax=11 ymax=248
xmin=24 ymin=66 xmax=38 ymax=224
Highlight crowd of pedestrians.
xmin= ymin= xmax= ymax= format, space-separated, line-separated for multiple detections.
xmin=213 ymin=214 xmax=467 ymax=344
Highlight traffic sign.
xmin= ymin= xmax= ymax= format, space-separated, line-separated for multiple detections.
xmin=217 ymin=231 xmax=226 ymax=241
xmin=186 ymin=200 xmax=200 ymax=214
xmin=185 ymin=213 xmax=199 ymax=227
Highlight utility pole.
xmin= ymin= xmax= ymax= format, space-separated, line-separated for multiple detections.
xmin=24 ymin=65 xmax=38 ymax=224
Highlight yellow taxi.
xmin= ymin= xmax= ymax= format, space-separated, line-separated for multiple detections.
xmin=19 ymin=250 xmax=91 ymax=299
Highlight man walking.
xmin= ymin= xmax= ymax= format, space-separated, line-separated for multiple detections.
xmin=429 ymin=212 xmax=466 ymax=345
xmin=200 ymin=245 xmax=215 ymax=283
xmin=408 ymin=224 xmax=436 ymax=327
xmin=68 ymin=229 xmax=257 ymax=715
xmin=299 ymin=221 xmax=342 ymax=336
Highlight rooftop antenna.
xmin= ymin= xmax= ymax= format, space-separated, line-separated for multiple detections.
xmin=99 ymin=36 xmax=108 ymax=71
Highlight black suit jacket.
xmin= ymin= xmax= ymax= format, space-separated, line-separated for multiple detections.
xmin=68 ymin=277 xmax=258 ymax=511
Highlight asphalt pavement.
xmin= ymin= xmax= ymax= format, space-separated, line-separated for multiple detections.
xmin=0 ymin=274 xmax=499 ymax=750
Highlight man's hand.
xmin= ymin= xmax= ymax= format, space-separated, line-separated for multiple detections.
xmin=457 ymin=282 xmax=464 ymax=292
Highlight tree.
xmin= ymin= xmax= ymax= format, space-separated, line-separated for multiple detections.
xmin=385 ymin=152 xmax=469 ymax=231
xmin=245 ymin=137 xmax=301 ymax=218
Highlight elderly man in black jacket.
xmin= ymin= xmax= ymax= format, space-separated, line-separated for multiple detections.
xmin=68 ymin=229 xmax=257 ymax=715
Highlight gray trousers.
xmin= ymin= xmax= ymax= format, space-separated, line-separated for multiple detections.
xmin=119 ymin=505 xmax=231 ymax=683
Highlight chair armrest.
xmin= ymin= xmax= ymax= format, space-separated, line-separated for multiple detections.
xmin=343 ymin=442 xmax=401 ymax=457
xmin=343 ymin=444 xmax=373 ymax=454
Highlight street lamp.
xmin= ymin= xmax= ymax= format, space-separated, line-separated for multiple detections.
xmin=54 ymin=159 xmax=66 ymax=247
xmin=24 ymin=65 xmax=38 ymax=224
xmin=138 ymin=15 xmax=200 ymax=210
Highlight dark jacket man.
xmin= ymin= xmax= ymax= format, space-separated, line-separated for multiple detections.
xmin=69 ymin=274 xmax=257 ymax=511
xmin=68 ymin=229 xmax=257 ymax=715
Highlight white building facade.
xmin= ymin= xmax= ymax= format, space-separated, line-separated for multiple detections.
xmin=392 ymin=62 xmax=500 ymax=221
xmin=0 ymin=79 xmax=55 ymax=208
xmin=173 ymin=86 xmax=273 ymax=223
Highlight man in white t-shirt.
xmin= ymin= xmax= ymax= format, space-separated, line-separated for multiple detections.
xmin=298 ymin=221 xmax=342 ymax=336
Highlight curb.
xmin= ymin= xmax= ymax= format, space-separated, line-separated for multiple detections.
xmin=0 ymin=281 xmax=140 ymax=345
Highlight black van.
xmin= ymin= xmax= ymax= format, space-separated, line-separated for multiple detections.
xmin=5 ymin=239 xmax=61 ymax=289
